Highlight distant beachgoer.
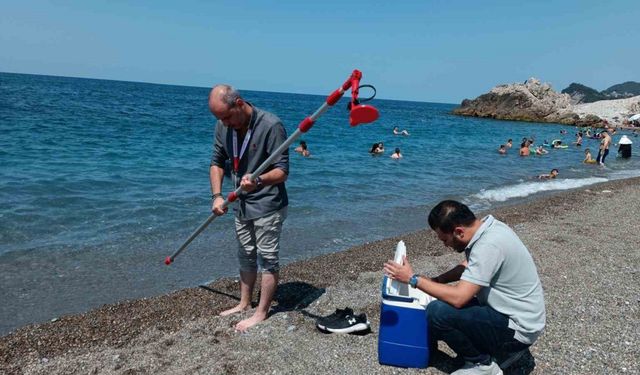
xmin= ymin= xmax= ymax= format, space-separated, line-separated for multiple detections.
xmin=294 ymin=141 xmax=307 ymax=153
xmin=519 ymin=142 xmax=530 ymax=156
xmin=391 ymin=147 xmax=403 ymax=159
xmin=538 ymin=168 xmax=559 ymax=179
xmin=551 ymin=140 xmax=563 ymax=148
xmin=370 ymin=142 xmax=384 ymax=155
xmin=535 ymin=146 xmax=548 ymax=155
xmin=393 ymin=126 xmax=410 ymax=136
xmin=498 ymin=145 xmax=507 ymax=155
xmin=295 ymin=141 xmax=310 ymax=157
xmin=617 ymin=135 xmax=632 ymax=158
xmin=596 ymin=126 xmax=613 ymax=166
xmin=506 ymin=139 xmax=513 ymax=148
xmin=560 ymin=130 xmax=568 ymax=135
xmin=574 ymin=132 xmax=583 ymax=147
xmin=584 ymin=148 xmax=596 ymax=164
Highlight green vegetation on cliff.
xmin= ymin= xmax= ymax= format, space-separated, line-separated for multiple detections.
xmin=561 ymin=83 xmax=607 ymax=103
xmin=562 ymin=81 xmax=640 ymax=103
xmin=603 ymin=81 xmax=640 ymax=97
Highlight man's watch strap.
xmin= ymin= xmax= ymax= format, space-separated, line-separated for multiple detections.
xmin=211 ymin=193 xmax=223 ymax=200
xmin=409 ymin=274 xmax=420 ymax=288
xmin=255 ymin=176 xmax=264 ymax=188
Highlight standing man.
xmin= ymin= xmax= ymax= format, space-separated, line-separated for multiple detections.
xmin=384 ymin=200 xmax=545 ymax=375
xmin=596 ymin=125 xmax=612 ymax=166
xmin=209 ymin=84 xmax=289 ymax=332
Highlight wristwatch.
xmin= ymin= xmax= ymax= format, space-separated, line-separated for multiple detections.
xmin=255 ymin=176 xmax=264 ymax=189
xmin=409 ymin=274 xmax=419 ymax=288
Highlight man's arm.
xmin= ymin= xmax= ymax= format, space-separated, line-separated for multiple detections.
xmin=414 ymin=276 xmax=480 ymax=308
xmin=210 ymin=165 xmax=227 ymax=215
xmin=240 ymin=167 xmax=288 ymax=192
xmin=431 ymin=260 xmax=467 ymax=284
xmin=384 ymin=257 xmax=479 ymax=308
xmin=258 ymin=168 xmax=287 ymax=185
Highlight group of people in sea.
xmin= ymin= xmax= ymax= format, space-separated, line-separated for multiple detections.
xmin=497 ymin=124 xmax=623 ymax=180
xmin=369 ymin=126 xmax=410 ymax=159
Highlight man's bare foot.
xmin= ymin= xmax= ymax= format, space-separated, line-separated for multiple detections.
xmin=235 ymin=312 xmax=267 ymax=332
xmin=219 ymin=304 xmax=250 ymax=317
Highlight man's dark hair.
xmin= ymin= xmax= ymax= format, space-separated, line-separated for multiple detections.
xmin=428 ymin=200 xmax=477 ymax=234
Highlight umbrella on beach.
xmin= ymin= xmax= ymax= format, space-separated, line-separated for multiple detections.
xmin=629 ymin=114 xmax=640 ymax=121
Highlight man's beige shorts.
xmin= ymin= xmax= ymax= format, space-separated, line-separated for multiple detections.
xmin=234 ymin=207 xmax=287 ymax=273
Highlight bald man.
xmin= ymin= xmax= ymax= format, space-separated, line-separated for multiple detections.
xmin=209 ymin=85 xmax=289 ymax=332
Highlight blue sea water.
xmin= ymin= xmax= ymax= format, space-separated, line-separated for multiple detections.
xmin=1 ymin=72 xmax=639 ymax=334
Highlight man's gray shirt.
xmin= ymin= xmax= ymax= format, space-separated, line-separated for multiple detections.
xmin=461 ymin=215 xmax=546 ymax=345
xmin=210 ymin=105 xmax=289 ymax=220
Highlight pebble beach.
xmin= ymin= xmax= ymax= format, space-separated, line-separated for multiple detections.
xmin=2 ymin=177 xmax=639 ymax=375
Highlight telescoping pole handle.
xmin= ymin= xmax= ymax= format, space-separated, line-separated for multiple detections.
xmin=165 ymin=69 xmax=377 ymax=265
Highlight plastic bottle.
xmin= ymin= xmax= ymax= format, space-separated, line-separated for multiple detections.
xmin=388 ymin=241 xmax=409 ymax=296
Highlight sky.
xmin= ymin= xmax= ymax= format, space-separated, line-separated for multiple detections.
xmin=1 ymin=0 xmax=638 ymax=103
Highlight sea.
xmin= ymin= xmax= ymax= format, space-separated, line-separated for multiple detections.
xmin=1 ymin=72 xmax=639 ymax=335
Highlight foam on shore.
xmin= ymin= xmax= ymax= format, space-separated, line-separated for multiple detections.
xmin=470 ymin=177 xmax=608 ymax=204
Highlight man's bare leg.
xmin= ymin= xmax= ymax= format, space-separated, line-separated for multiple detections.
xmin=219 ymin=270 xmax=256 ymax=316
xmin=235 ymin=272 xmax=278 ymax=332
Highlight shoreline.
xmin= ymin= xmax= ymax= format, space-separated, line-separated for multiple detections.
xmin=2 ymin=177 xmax=640 ymax=374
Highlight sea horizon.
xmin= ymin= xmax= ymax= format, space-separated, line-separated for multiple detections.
xmin=0 ymin=70 xmax=454 ymax=105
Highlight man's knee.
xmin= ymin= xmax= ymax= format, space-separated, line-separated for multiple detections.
xmin=260 ymin=256 xmax=279 ymax=274
xmin=238 ymin=248 xmax=258 ymax=272
xmin=426 ymin=300 xmax=457 ymax=327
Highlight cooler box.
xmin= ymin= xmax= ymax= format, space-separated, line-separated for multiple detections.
xmin=378 ymin=275 xmax=436 ymax=368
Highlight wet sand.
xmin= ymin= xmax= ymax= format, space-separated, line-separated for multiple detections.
xmin=2 ymin=177 xmax=639 ymax=374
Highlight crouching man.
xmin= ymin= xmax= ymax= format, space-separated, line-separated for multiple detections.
xmin=384 ymin=200 xmax=545 ymax=375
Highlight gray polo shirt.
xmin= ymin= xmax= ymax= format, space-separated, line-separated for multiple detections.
xmin=461 ymin=215 xmax=546 ymax=345
xmin=210 ymin=104 xmax=289 ymax=220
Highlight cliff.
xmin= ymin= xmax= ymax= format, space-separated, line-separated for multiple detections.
xmin=453 ymin=78 xmax=640 ymax=126
xmin=452 ymin=78 xmax=588 ymax=125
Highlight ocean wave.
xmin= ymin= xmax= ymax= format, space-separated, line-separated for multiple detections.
xmin=471 ymin=177 xmax=608 ymax=202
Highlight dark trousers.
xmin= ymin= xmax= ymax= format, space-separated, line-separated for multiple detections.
xmin=427 ymin=299 xmax=528 ymax=364
xmin=596 ymin=148 xmax=609 ymax=164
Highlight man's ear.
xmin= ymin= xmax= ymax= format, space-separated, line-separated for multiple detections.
xmin=453 ymin=227 xmax=465 ymax=239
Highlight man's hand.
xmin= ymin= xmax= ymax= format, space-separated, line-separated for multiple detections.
xmin=212 ymin=197 xmax=227 ymax=216
xmin=383 ymin=256 xmax=414 ymax=284
xmin=240 ymin=174 xmax=257 ymax=192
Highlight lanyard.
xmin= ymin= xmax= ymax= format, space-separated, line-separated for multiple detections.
xmin=232 ymin=128 xmax=252 ymax=174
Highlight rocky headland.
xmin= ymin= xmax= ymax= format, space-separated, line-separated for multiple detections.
xmin=453 ymin=78 xmax=640 ymax=127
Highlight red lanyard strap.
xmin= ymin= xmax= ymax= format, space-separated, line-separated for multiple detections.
xmin=232 ymin=128 xmax=253 ymax=173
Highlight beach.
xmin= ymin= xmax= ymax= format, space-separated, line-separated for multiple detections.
xmin=2 ymin=177 xmax=639 ymax=374
xmin=572 ymin=95 xmax=640 ymax=126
